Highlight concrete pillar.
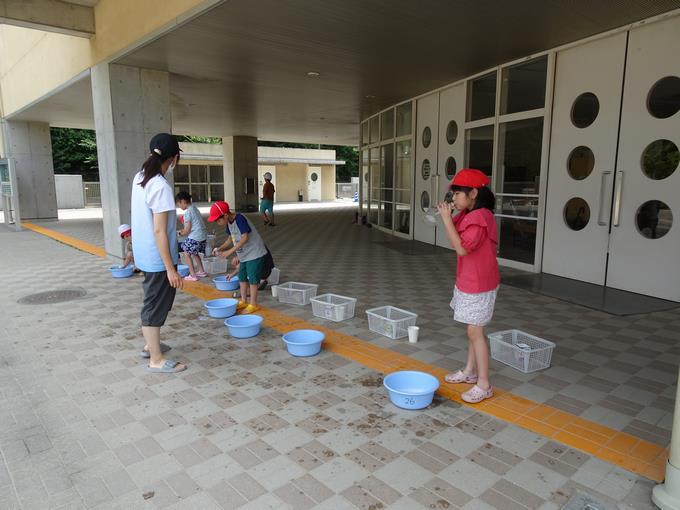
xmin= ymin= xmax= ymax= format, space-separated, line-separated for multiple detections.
xmin=3 ymin=120 xmax=57 ymax=220
xmin=91 ymin=63 xmax=171 ymax=259
xmin=222 ymin=136 xmax=258 ymax=211
xmin=653 ymin=367 xmax=680 ymax=509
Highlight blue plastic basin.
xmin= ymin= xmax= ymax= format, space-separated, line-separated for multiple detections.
xmin=383 ymin=371 xmax=440 ymax=410
xmin=177 ymin=264 xmax=190 ymax=277
xmin=282 ymin=329 xmax=325 ymax=357
xmin=224 ymin=314 xmax=263 ymax=338
xmin=213 ymin=275 xmax=239 ymax=291
xmin=204 ymin=298 xmax=238 ymax=318
xmin=109 ymin=265 xmax=134 ymax=278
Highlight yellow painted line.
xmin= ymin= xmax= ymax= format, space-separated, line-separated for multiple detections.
xmin=24 ymin=222 xmax=668 ymax=482
xmin=23 ymin=222 xmax=108 ymax=258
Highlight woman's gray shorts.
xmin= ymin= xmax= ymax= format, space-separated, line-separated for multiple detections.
xmin=141 ymin=270 xmax=176 ymax=327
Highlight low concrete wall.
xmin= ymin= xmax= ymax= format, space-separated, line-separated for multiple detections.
xmin=55 ymin=174 xmax=84 ymax=208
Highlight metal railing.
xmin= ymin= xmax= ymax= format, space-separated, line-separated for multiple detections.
xmin=83 ymin=182 xmax=101 ymax=206
xmin=336 ymin=182 xmax=358 ymax=199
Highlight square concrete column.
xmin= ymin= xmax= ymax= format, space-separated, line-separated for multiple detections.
xmin=222 ymin=136 xmax=258 ymax=211
xmin=3 ymin=121 xmax=57 ymax=220
xmin=91 ymin=63 xmax=171 ymax=259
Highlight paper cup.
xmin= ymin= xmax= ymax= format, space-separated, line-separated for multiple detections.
xmin=271 ymin=285 xmax=278 ymax=298
xmin=408 ymin=326 xmax=420 ymax=343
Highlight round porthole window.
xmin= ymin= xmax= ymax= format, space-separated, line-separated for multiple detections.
xmin=446 ymin=121 xmax=458 ymax=145
xmin=445 ymin=157 xmax=457 ymax=179
xmin=563 ymin=197 xmax=590 ymax=231
xmin=567 ymin=146 xmax=595 ymax=180
xmin=571 ymin=92 xmax=599 ymax=128
xmin=647 ymin=76 xmax=680 ymax=119
xmin=422 ymin=127 xmax=432 ymax=148
xmin=636 ymin=200 xmax=672 ymax=239
xmin=364 ymin=172 xmax=369 ymax=182
xmin=310 ymin=172 xmax=318 ymax=182
xmin=422 ymin=159 xmax=431 ymax=180
xmin=420 ymin=191 xmax=430 ymax=212
xmin=642 ymin=139 xmax=679 ymax=180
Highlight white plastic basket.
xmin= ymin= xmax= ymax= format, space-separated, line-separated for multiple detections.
xmin=366 ymin=306 xmax=417 ymax=339
xmin=311 ymin=294 xmax=357 ymax=322
xmin=489 ymin=329 xmax=555 ymax=373
xmin=200 ymin=255 xmax=229 ymax=275
xmin=268 ymin=267 xmax=280 ymax=285
xmin=277 ymin=282 xmax=318 ymax=305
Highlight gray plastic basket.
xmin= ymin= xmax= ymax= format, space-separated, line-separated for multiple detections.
xmin=311 ymin=293 xmax=357 ymax=322
xmin=489 ymin=329 xmax=555 ymax=373
xmin=277 ymin=282 xmax=318 ymax=305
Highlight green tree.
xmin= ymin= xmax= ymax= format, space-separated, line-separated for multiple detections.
xmin=176 ymin=135 xmax=222 ymax=144
xmin=50 ymin=128 xmax=99 ymax=181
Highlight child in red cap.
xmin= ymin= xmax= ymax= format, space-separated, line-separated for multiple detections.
xmin=208 ymin=201 xmax=269 ymax=314
xmin=437 ymin=168 xmax=499 ymax=404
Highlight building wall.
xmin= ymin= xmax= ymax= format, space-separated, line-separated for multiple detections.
xmin=274 ymin=164 xmax=307 ymax=202
xmin=321 ymin=165 xmax=336 ymax=200
xmin=55 ymin=174 xmax=85 ymax=209
xmin=0 ymin=0 xmax=221 ymax=117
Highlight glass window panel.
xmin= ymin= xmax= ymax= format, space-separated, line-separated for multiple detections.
xmin=498 ymin=118 xmax=544 ymax=194
xmin=647 ymin=76 xmax=680 ymax=119
xmin=370 ymin=149 xmax=380 ymax=189
xmin=500 ymin=56 xmax=548 ymax=114
xmin=369 ymin=116 xmax=379 ymax=144
xmin=395 ymin=204 xmax=410 ymax=234
xmin=380 ymin=189 xmax=394 ymax=202
xmin=636 ymin=200 xmax=673 ymax=239
xmin=496 ymin=196 xmax=539 ymax=218
xmin=497 ymin=217 xmax=536 ymax=264
xmin=191 ymin=165 xmax=208 ymax=183
xmin=395 ymin=141 xmax=411 ymax=190
xmin=174 ymin=164 xmax=189 ymax=183
xmin=395 ymin=189 xmax=412 ymax=203
xmin=467 ymin=72 xmax=497 ymax=121
xmin=191 ymin=184 xmax=208 ymax=203
xmin=210 ymin=184 xmax=224 ymax=202
xmin=563 ymin=197 xmax=590 ymax=231
xmin=567 ymin=146 xmax=595 ymax=180
xmin=642 ymin=139 xmax=679 ymax=180
xmin=381 ymin=144 xmax=394 ymax=189
xmin=361 ymin=150 xmax=370 ymax=206
xmin=209 ymin=165 xmax=224 ymax=183
xmin=369 ymin=200 xmax=379 ymax=224
xmin=396 ymin=102 xmax=412 ymax=137
xmin=571 ymin=92 xmax=599 ymax=128
xmin=380 ymin=202 xmax=393 ymax=229
xmin=361 ymin=121 xmax=369 ymax=146
xmin=174 ymin=184 xmax=190 ymax=195
xmin=446 ymin=121 xmax=458 ymax=145
xmin=465 ymin=125 xmax=494 ymax=177
xmin=381 ymin=109 xmax=394 ymax=140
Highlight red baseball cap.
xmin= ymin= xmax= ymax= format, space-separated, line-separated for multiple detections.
xmin=451 ymin=168 xmax=490 ymax=188
xmin=208 ymin=201 xmax=230 ymax=222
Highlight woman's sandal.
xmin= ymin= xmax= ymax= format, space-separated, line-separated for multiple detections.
xmin=461 ymin=385 xmax=493 ymax=404
xmin=145 ymin=360 xmax=187 ymax=373
xmin=444 ymin=370 xmax=478 ymax=384
xmin=140 ymin=342 xmax=171 ymax=358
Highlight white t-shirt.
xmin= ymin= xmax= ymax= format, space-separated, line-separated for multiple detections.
xmin=130 ymin=171 xmax=178 ymax=272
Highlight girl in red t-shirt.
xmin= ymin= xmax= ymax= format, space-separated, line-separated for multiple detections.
xmin=437 ymin=169 xmax=500 ymax=404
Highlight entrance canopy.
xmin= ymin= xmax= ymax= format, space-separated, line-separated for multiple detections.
xmin=7 ymin=0 xmax=680 ymax=144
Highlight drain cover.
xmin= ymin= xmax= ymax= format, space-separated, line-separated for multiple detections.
xmin=18 ymin=288 xmax=87 ymax=305
xmin=562 ymin=491 xmax=613 ymax=510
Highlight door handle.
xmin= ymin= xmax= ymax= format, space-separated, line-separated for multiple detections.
xmin=597 ymin=171 xmax=612 ymax=226
xmin=612 ymin=171 xmax=624 ymax=227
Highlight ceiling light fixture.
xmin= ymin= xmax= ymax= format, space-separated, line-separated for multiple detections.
xmin=307 ymin=71 xmax=320 ymax=77
xmin=364 ymin=94 xmax=376 ymax=99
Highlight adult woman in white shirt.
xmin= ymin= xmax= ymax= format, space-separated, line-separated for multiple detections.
xmin=131 ymin=133 xmax=187 ymax=373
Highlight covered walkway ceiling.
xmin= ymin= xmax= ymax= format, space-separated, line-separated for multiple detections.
xmin=10 ymin=0 xmax=680 ymax=145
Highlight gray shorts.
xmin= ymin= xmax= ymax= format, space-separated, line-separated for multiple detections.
xmin=141 ymin=270 xmax=176 ymax=327
xmin=450 ymin=286 xmax=498 ymax=326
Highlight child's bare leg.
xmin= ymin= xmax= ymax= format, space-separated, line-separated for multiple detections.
xmin=238 ymin=281 xmax=248 ymax=301
xmin=468 ymin=325 xmax=490 ymax=390
xmin=192 ymin=254 xmax=205 ymax=273
xmin=249 ymin=284 xmax=258 ymax=306
xmin=463 ymin=339 xmax=477 ymax=376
